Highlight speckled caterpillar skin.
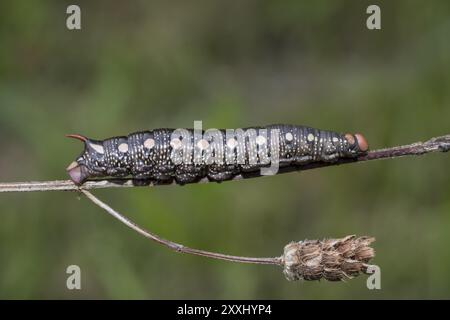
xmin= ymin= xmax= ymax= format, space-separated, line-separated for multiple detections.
xmin=66 ymin=125 xmax=368 ymax=185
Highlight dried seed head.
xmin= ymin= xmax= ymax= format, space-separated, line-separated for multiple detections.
xmin=282 ymin=235 xmax=375 ymax=281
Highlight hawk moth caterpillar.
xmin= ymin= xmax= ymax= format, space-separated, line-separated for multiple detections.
xmin=66 ymin=124 xmax=369 ymax=185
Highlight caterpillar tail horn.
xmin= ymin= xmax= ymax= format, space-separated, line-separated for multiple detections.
xmin=66 ymin=134 xmax=88 ymax=142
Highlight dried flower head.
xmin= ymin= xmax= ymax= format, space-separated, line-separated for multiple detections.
xmin=282 ymin=235 xmax=375 ymax=281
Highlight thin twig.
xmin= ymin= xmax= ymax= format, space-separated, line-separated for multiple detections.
xmin=81 ymin=189 xmax=282 ymax=265
xmin=1 ymin=134 xmax=449 ymax=192
xmin=79 ymin=190 xmax=378 ymax=280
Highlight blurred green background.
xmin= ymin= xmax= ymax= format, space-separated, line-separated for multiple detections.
xmin=0 ymin=0 xmax=449 ymax=299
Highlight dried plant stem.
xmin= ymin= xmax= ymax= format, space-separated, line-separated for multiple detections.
xmin=81 ymin=189 xmax=376 ymax=281
xmin=0 ymin=134 xmax=448 ymax=193
xmin=81 ymin=189 xmax=282 ymax=266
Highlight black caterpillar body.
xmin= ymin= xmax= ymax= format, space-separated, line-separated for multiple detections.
xmin=66 ymin=124 xmax=369 ymax=185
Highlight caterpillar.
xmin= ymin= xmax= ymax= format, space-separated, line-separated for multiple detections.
xmin=66 ymin=124 xmax=369 ymax=185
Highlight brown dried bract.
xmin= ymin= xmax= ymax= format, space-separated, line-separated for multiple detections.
xmin=282 ymin=235 xmax=375 ymax=281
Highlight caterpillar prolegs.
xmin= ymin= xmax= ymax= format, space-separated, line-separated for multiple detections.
xmin=66 ymin=124 xmax=369 ymax=185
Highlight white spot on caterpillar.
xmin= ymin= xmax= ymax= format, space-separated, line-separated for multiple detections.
xmin=285 ymin=132 xmax=293 ymax=142
xmin=89 ymin=142 xmax=104 ymax=154
xmin=256 ymin=135 xmax=266 ymax=145
xmin=307 ymin=133 xmax=315 ymax=142
xmin=144 ymin=138 xmax=155 ymax=149
xmin=227 ymin=138 xmax=237 ymax=149
xmin=197 ymin=139 xmax=209 ymax=150
xmin=118 ymin=143 xmax=128 ymax=153
xmin=170 ymin=138 xmax=182 ymax=149
xmin=332 ymin=137 xmax=339 ymax=143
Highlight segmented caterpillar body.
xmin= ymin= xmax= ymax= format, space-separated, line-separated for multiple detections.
xmin=66 ymin=124 xmax=369 ymax=185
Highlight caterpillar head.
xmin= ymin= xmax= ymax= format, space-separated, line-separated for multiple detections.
xmin=343 ymin=133 xmax=369 ymax=156
xmin=66 ymin=134 xmax=108 ymax=185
